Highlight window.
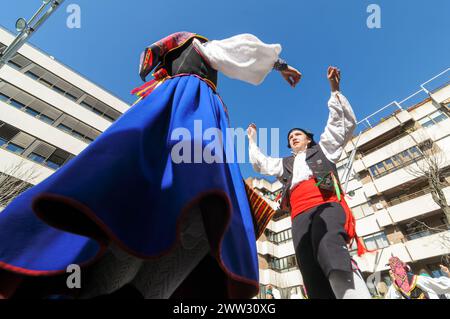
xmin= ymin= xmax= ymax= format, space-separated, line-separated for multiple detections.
xmin=71 ymin=130 xmax=84 ymax=139
xmin=400 ymin=150 xmax=411 ymax=161
xmin=7 ymin=60 xmax=22 ymax=70
xmin=0 ymin=137 xmax=7 ymax=147
xmin=368 ymin=146 xmax=425 ymax=179
xmin=384 ymin=158 xmax=394 ymax=169
xmin=418 ymin=110 xmax=449 ymax=128
xmin=52 ymin=85 xmax=66 ymax=95
xmin=369 ymin=166 xmax=378 ymax=177
xmin=410 ymin=146 xmax=421 ymax=158
xmin=57 ymin=124 xmax=72 ymax=133
xmin=104 ymin=114 xmax=115 ymax=122
xmin=269 ymin=255 xmax=297 ymax=272
xmin=406 ymin=229 xmax=432 ymax=240
xmin=9 ymin=99 xmax=25 ymax=109
xmin=266 ymin=228 xmax=293 ymax=245
xmin=92 ymin=108 xmax=104 ymax=116
xmin=376 ymin=162 xmax=385 ymax=171
xmin=351 ymin=206 xmax=364 ymax=219
xmin=391 ymin=155 xmax=402 ymax=166
xmin=25 ymin=71 xmax=40 ymax=81
xmin=351 ymin=203 xmax=373 ymax=219
xmin=81 ymin=101 xmax=93 ymax=110
xmin=6 ymin=143 xmax=25 ymax=154
xmin=28 ymin=152 xmax=46 ymax=164
xmin=363 ymin=232 xmax=389 ymax=250
xmin=45 ymin=160 xmax=61 ymax=170
xmin=39 ymin=78 xmax=53 ymax=88
xmin=65 ymin=92 xmax=78 ymax=101
xmin=39 ymin=114 xmax=54 ymax=124
xmin=0 ymin=92 xmax=9 ymax=102
xmin=433 ymin=113 xmax=447 ymax=123
xmin=47 ymin=149 xmax=71 ymax=167
xmin=421 ymin=120 xmax=434 ymax=128
xmin=24 ymin=107 xmax=40 ymax=117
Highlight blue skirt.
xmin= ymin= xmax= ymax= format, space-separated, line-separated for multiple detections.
xmin=0 ymin=75 xmax=259 ymax=298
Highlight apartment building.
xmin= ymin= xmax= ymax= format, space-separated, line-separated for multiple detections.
xmin=345 ymin=73 xmax=450 ymax=296
xmin=250 ymin=70 xmax=450 ymax=298
xmin=0 ymin=25 xmax=129 ymax=210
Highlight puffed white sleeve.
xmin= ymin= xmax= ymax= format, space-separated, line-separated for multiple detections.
xmin=416 ymin=275 xmax=450 ymax=298
xmin=385 ymin=285 xmax=402 ymax=299
xmin=319 ymin=91 xmax=357 ymax=163
xmin=249 ymin=140 xmax=283 ymax=177
xmin=192 ymin=34 xmax=282 ymax=85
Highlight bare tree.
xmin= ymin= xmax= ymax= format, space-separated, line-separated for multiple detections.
xmin=404 ymin=133 xmax=450 ymax=224
xmin=0 ymin=161 xmax=39 ymax=209
xmin=405 ymin=218 xmax=450 ymax=266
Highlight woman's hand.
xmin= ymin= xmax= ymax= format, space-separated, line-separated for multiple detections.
xmin=328 ymin=66 xmax=341 ymax=92
xmin=281 ymin=65 xmax=302 ymax=88
xmin=247 ymin=123 xmax=257 ymax=143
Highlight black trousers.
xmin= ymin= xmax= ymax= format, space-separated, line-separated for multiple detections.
xmin=291 ymin=202 xmax=353 ymax=299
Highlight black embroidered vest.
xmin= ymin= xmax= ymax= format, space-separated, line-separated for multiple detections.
xmin=278 ymin=144 xmax=340 ymax=212
xmin=159 ymin=38 xmax=218 ymax=86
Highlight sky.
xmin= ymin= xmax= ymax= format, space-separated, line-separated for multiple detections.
xmin=1 ymin=0 xmax=449 ymax=179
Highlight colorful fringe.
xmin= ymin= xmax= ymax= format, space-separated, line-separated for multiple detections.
xmin=245 ymin=182 xmax=276 ymax=239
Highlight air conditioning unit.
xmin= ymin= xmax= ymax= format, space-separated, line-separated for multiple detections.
xmin=375 ymin=203 xmax=384 ymax=210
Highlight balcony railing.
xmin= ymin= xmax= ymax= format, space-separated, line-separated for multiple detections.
xmin=405 ymin=224 xmax=450 ymax=241
xmin=387 ymin=186 xmax=432 ymax=207
xmin=372 ymin=154 xmax=423 ymax=179
xmin=358 ymin=131 xmax=409 ymax=157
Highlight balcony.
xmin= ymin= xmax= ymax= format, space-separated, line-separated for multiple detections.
xmin=430 ymin=83 xmax=450 ymax=104
xmin=355 ymin=214 xmax=382 ymax=237
xmin=266 ymin=216 xmax=292 ymax=233
xmin=405 ymin=229 xmax=450 ymax=261
xmin=372 ymin=160 xmax=424 ymax=194
xmin=0 ymin=148 xmax=52 ymax=184
xmin=356 ymin=110 xmax=413 ymax=149
xmin=259 ymin=268 xmax=303 ymax=288
xmin=386 ymin=187 xmax=450 ymax=224
xmin=257 ymin=240 xmax=295 ymax=259
xmin=353 ymin=229 xmax=450 ymax=273
xmin=361 ymin=135 xmax=420 ymax=168
xmin=361 ymin=181 xmax=378 ymax=198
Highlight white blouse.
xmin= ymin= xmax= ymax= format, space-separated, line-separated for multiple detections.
xmin=249 ymin=91 xmax=356 ymax=190
xmin=193 ymin=33 xmax=282 ymax=85
xmin=385 ymin=275 xmax=450 ymax=299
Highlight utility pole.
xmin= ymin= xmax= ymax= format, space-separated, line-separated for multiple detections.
xmin=342 ymin=132 xmax=362 ymax=193
xmin=0 ymin=0 xmax=65 ymax=69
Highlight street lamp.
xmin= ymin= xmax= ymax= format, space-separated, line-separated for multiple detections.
xmin=15 ymin=18 xmax=28 ymax=33
xmin=0 ymin=0 xmax=65 ymax=69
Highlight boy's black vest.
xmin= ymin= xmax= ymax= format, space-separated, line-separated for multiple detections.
xmin=278 ymin=144 xmax=340 ymax=212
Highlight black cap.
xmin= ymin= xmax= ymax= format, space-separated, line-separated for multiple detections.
xmin=287 ymin=128 xmax=316 ymax=148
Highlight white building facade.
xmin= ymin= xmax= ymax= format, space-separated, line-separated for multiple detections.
xmin=251 ymin=70 xmax=450 ymax=298
xmin=0 ymin=26 xmax=129 ymax=210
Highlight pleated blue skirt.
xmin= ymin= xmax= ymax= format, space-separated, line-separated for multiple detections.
xmin=0 ymin=75 xmax=259 ymax=298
